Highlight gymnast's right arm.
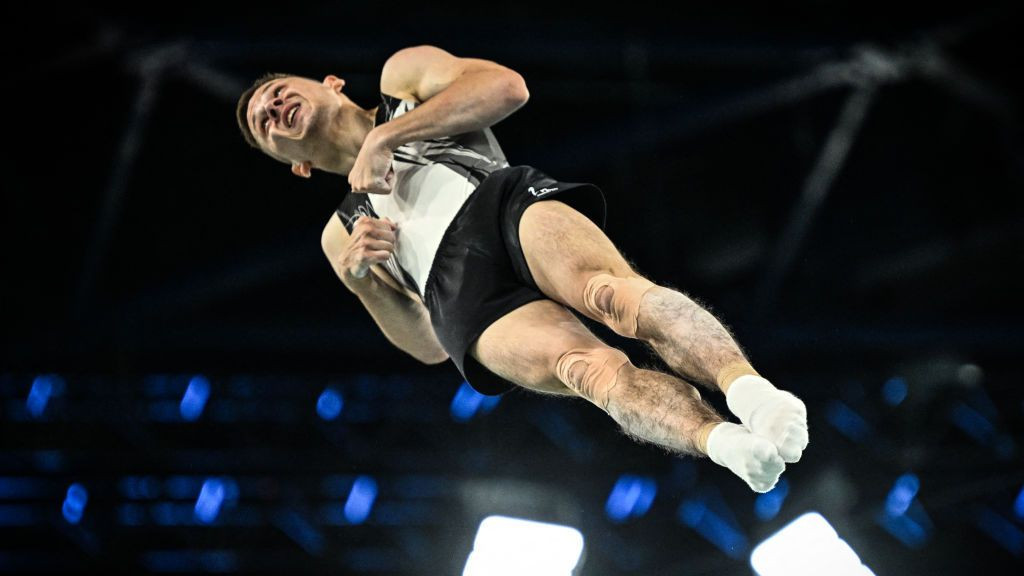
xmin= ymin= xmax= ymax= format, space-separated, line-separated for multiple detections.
xmin=321 ymin=213 xmax=449 ymax=365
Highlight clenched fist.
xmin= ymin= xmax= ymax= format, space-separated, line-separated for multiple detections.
xmin=340 ymin=215 xmax=398 ymax=282
xmin=348 ymin=130 xmax=396 ymax=194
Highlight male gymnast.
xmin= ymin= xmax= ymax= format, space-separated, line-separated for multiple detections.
xmin=235 ymin=45 xmax=809 ymax=492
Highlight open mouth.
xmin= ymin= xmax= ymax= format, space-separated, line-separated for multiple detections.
xmin=285 ymin=103 xmax=301 ymax=129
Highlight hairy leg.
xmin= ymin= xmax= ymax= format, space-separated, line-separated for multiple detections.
xmin=605 ymin=363 xmax=722 ymax=457
xmin=517 ymin=201 xmax=759 ymax=393
xmin=635 ymin=286 xmax=759 ymax=394
xmin=517 ymin=200 xmax=808 ymax=465
xmin=634 ymin=287 xmax=809 ymax=463
xmin=470 ymin=298 xmax=722 ymax=456
xmin=604 ymin=364 xmax=784 ymax=492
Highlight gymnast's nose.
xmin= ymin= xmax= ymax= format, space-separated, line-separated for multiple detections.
xmin=265 ymin=97 xmax=285 ymax=122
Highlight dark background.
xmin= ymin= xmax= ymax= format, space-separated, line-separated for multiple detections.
xmin=2 ymin=2 xmax=1022 ymax=574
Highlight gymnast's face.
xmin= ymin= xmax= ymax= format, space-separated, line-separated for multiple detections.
xmin=246 ymin=75 xmax=369 ymax=177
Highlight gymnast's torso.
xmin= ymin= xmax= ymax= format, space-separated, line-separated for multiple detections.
xmin=335 ymin=92 xmax=510 ymax=299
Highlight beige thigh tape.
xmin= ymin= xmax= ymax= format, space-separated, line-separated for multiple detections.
xmin=555 ymin=347 xmax=631 ymax=411
xmin=583 ymin=274 xmax=657 ymax=338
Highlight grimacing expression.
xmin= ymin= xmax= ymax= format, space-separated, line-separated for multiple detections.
xmin=246 ymin=75 xmax=344 ymax=169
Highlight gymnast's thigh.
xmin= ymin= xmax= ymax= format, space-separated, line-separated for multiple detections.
xmin=468 ymin=298 xmax=612 ymax=397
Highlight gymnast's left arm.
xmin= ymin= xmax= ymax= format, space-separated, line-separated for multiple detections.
xmin=375 ymin=44 xmax=529 ymax=146
xmin=348 ymin=45 xmax=528 ymax=193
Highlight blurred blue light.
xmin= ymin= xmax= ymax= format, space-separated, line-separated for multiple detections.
xmin=450 ymin=381 xmax=484 ymax=422
xmin=165 ymin=476 xmax=199 ymax=499
xmin=1014 ymin=485 xmax=1024 ymax=519
xmin=62 ymin=483 xmax=88 ymax=524
xmin=975 ymin=506 xmax=1024 ymax=556
xmin=316 ymin=387 xmax=344 ymax=421
xmin=877 ymin=499 xmax=932 ymax=549
xmin=195 ymin=478 xmax=226 ymax=524
xmin=605 ymin=475 xmax=657 ymax=522
xmin=32 ymin=451 xmax=63 ymax=472
xmin=179 ymin=376 xmax=210 ymax=422
xmin=0 ymin=504 xmax=42 ymax=526
xmin=527 ymin=410 xmax=594 ymax=462
xmin=152 ymin=502 xmax=195 ymax=526
xmin=118 ymin=503 xmax=146 ymax=526
xmin=0 ymin=477 xmax=46 ymax=499
xmin=878 ymin=509 xmax=927 ymax=548
xmin=139 ymin=475 xmax=158 ymax=498
xmin=275 ymin=511 xmax=325 ymax=556
xmin=120 ymin=476 xmax=160 ymax=499
xmin=951 ymin=402 xmax=994 ymax=443
xmin=344 ymin=475 xmax=378 ymax=525
xmin=966 ymin=385 xmax=999 ymax=420
xmin=885 ymin=473 xmax=920 ymax=517
xmin=754 ymin=478 xmax=790 ymax=521
xmin=679 ymin=499 xmax=705 ymax=526
xmin=199 ymin=551 xmax=238 ymax=572
xmin=119 ymin=477 xmax=140 ymax=499
xmin=678 ymin=498 xmax=748 ymax=558
xmin=882 ymin=376 xmax=907 ymax=406
xmin=825 ymin=400 xmax=872 ymax=442
xmin=152 ymin=502 xmax=176 ymax=526
xmin=142 ymin=550 xmax=239 ymax=573
xmin=26 ymin=374 xmax=63 ymax=418
xmin=478 ymin=394 xmax=501 ymax=415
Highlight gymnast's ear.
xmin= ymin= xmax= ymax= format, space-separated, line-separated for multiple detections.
xmin=323 ymin=74 xmax=345 ymax=93
xmin=291 ymin=161 xmax=312 ymax=178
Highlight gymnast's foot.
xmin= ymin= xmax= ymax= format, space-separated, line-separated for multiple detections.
xmin=703 ymin=422 xmax=785 ymax=493
xmin=726 ymin=375 xmax=809 ymax=463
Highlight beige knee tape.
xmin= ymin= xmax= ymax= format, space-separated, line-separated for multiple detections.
xmin=555 ymin=347 xmax=631 ymax=410
xmin=583 ymin=273 xmax=657 ymax=338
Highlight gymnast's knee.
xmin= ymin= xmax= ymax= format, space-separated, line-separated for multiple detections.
xmin=555 ymin=346 xmax=633 ymax=411
xmin=582 ymin=272 xmax=658 ymax=338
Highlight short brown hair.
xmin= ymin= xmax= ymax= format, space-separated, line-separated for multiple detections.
xmin=235 ymin=72 xmax=293 ymax=149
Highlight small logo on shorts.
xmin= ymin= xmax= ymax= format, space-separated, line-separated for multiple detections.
xmin=528 ymin=185 xmax=559 ymax=197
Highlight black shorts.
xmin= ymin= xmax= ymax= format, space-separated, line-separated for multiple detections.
xmin=422 ymin=165 xmax=607 ymax=396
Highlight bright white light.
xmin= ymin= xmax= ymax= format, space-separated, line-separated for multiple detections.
xmin=462 ymin=515 xmax=584 ymax=576
xmin=751 ymin=512 xmax=874 ymax=576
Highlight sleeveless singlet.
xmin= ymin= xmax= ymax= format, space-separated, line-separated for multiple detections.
xmin=335 ymin=93 xmax=510 ymax=298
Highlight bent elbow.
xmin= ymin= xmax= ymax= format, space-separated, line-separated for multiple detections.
xmin=504 ymin=71 xmax=529 ymax=108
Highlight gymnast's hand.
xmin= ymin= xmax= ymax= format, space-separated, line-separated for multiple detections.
xmin=348 ymin=130 xmax=396 ymax=194
xmin=339 ymin=215 xmax=398 ymax=281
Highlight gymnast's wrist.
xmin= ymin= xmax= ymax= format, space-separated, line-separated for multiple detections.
xmin=368 ymin=125 xmax=400 ymax=152
xmin=342 ymin=265 xmax=376 ymax=294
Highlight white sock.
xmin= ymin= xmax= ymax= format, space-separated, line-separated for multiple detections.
xmin=725 ymin=375 xmax=809 ymax=463
xmin=706 ymin=422 xmax=785 ymax=493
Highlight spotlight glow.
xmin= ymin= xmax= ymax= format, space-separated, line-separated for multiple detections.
xmin=463 ymin=516 xmax=584 ymax=576
xmin=180 ymin=375 xmax=211 ymax=421
xmin=605 ymin=475 xmax=657 ymax=522
xmin=751 ymin=512 xmax=874 ymax=576
xmin=195 ymin=478 xmax=226 ymax=524
xmin=316 ymin=388 xmax=344 ymax=421
xmin=343 ymin=475 xmax=377 ymax=524
xmin=62 ymin=483 xmax=88 ymax=525
xmin=881 ymin=377 xmax=907 ymax=406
